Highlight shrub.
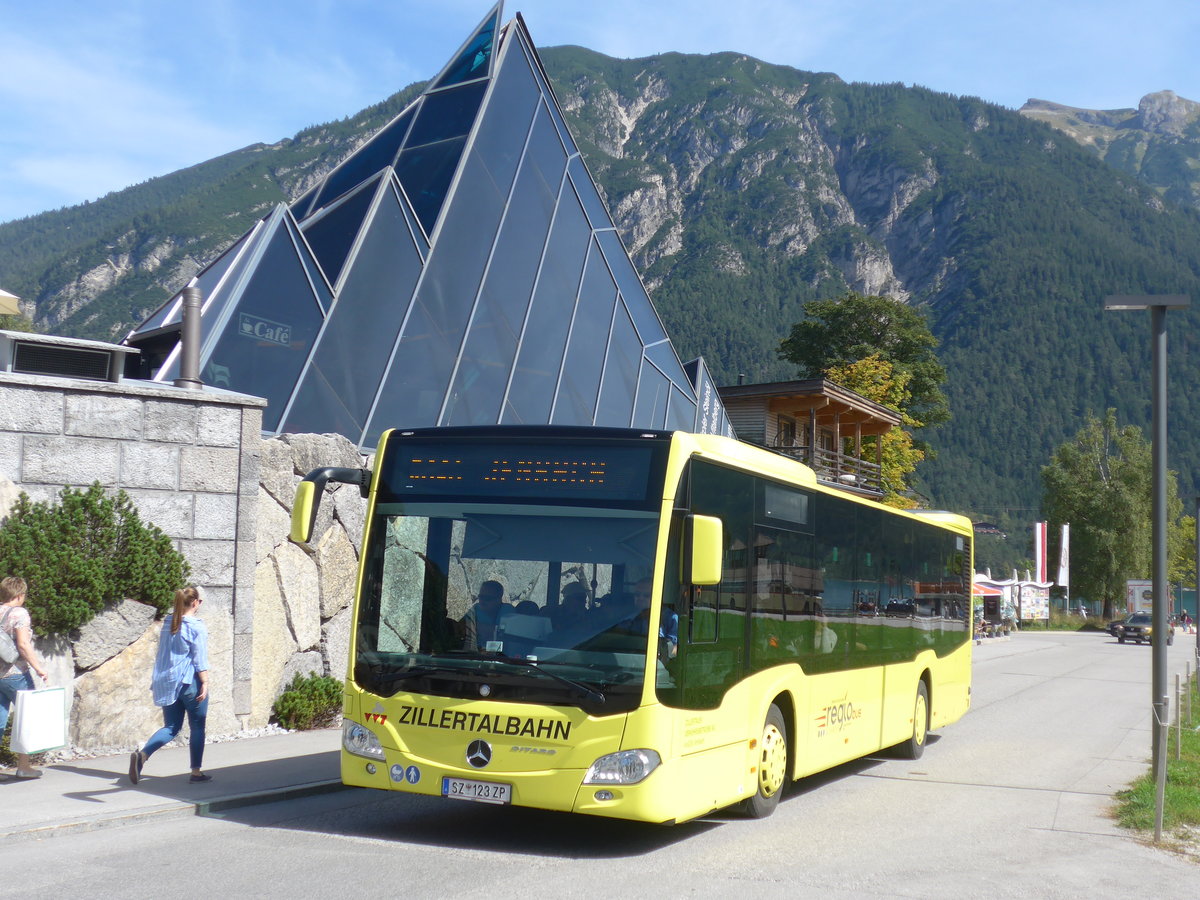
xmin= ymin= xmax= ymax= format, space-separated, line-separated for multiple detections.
xmin=0 ymin=483 xmax=190 ymax=636
xmin=272 ymin=673 xmax=343 ymax=730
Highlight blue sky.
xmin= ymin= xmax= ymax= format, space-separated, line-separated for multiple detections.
xmin=1 ymin=0 xmax=1197 ymax=225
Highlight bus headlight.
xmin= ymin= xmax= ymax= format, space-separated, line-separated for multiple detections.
xmin=583 ymin=749 xmax=661 ymax=785
xmin=343 ymin=720 xmax=385 ymax=760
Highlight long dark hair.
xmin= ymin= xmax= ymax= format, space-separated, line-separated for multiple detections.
xmin=171 ymin=587 xmax=200 ymax=635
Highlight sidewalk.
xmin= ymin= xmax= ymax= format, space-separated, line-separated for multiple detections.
xmin=0 ymin=728 xmax=345 ymax=843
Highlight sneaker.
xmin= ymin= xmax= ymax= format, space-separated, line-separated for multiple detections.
xmin=129 ymin=751 xmax=143 ymax=785
xmin=189 ymin=773 xmax=213 ymax=783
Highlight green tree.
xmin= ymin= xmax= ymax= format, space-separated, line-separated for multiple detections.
xmin=0 ymin=483 xmax=190 ymax=635
xmin=1041 ymin=410 xmax=1183 ymax=619
xmin=777 ymin=292 xmax=950 ymax=429
xmin=824 ymin=354 xmax=924 ymax=508
xmin=0 ymin=313 xmax=36 ymax=332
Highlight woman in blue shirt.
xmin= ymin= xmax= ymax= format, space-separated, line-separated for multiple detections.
xmin=129 ymin=586 xmax=211 ymax=785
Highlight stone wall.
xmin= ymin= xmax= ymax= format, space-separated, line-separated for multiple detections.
xmin=0 ymin=371 xmax=369 ymax=751
xmin=250 ymin=433 xmax=365 ymax=727
xmin=0 ymin=372 xmax=265 ymax=749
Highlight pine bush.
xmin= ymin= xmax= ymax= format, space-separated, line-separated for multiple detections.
xmin=271 ymin=673 xmax=344 ymax=730
xmin=0 ymin=483 xmax=190 ymax=635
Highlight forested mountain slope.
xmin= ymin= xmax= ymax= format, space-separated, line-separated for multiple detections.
xmin=3 ymin=46 xmax=1200 ymax=523
xmin=1021 ymin=90 xmax=1200 ymax=212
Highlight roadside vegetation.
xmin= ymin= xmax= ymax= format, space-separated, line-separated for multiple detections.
xmin=1115 ymin=678 xmax=1200 ymax=838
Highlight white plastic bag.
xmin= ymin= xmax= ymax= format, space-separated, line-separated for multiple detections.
xmin=11 ymin=687 xmax=67 ymax=754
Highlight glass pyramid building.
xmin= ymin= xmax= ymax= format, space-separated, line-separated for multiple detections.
xmin=125 ymin=4 xmax=731 ymax=449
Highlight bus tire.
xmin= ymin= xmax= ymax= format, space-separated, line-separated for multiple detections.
xmin=895 ymin=680 xmax=929 ymax=760
xmin=743 ymin=703 xmax=788 ymax=818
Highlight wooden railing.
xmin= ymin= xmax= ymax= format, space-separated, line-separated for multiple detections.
xmin=766 ymin=441 xmax=884 ymax=496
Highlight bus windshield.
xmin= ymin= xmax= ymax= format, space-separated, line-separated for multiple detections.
xmin=354 ymin=502 xmax=668 ymax=714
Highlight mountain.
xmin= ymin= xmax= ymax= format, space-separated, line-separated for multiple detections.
xmin=1021 ymin=91 xmax=1200 ymax=211
xmin=3 ymin=47 xmax=1200 ymax=543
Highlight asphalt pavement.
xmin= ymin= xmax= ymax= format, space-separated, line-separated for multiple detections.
xmin=0 ymin=728 xmax=345 ymax=843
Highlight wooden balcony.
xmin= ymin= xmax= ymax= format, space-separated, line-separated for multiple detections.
xmin=769 ymin=442 xmax=885 ymax=496
xmin=718 ymin=378 xmax=901 ymax=499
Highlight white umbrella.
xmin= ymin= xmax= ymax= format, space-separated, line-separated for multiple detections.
xmin=0 ymin=289 xmax=20 ymax=317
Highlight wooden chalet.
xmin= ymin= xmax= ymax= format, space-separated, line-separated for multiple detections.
xmin=718 ymin=379 xmax=902 ymax=498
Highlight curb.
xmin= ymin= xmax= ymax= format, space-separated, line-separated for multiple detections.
xmin=0 ymin=779 xmax=350 ymax=845
xmin=196 ymin=779 xmax=351 ymax=815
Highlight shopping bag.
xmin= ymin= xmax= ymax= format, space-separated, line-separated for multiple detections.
xmin=11 ymin=687 xmax=67 ymax=754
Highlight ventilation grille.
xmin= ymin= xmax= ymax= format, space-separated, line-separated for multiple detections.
xmin=12 ymin=342 xmax=113 ymax=381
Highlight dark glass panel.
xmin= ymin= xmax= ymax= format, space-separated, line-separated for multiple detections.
xmin=310 ymin=107 xmax=416 ymax=213
xmin=646 ymin=340 xmax=693 ymax=392
xmin=553 ymin=242 xmax=617 ymax=426
xmin=365 ymin=148 xmax=505 ymax=439
xmin=395 ymin=136 xmax=467 ymax=235
xmin=445 ymin=113 xmax=563 ymax=426
xmin=282 ymin=181 xmax=423 ymax=439
xmin=289 ymin=216 xmax=334 ymax=310
xmin=594 ymin=301 xmax=640 ymax=427
xmin=569 ymin=156 xmax=614 ymax=230
xmin=501 ymin=182 xmax=590 ymax=425
xmin=413 ymin=148 xmax=505 ymax=336
xmin=428 ymin=5 xmax=498 ymax=90
xmin=362 ymin=301 xmax=452 ymax=447
xmin=291 ymin=183 xmax=319 ymax=220
xmin=665 ymin=385 xmax=697 ymax=431
xmin=632 ymin=362 xmax=671 ymax=429
xmin=388 ymin=171 xmax=429 ymax=260
xmin=475 ymin=107 xmax=563 ymax=337
xmin=201 ymin=221 xmax=325 ymax=430
xmin=468 ymin=35 xmax=540 ymax=201
xmin=441 ymin=298 xmax=518 ymax=426
xmin=594 ymin=229 xmax=668 ymax=346
xmin=299 ymin=174 xmax=381 ymax=289
xmin=405 ymin=81 xmax=487 ymax=148
xmin=515 ymin=30 xmax=577 ymax=156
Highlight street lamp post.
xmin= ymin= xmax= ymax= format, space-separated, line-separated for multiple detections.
xmin=1104 ymin=293 xmax=1189 ymax=842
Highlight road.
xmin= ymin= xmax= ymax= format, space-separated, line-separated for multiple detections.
xmin=3 ymin=631 xmax=1197 ymax=898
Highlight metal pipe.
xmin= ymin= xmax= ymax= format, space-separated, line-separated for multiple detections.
xmin=174 ymin=286 xmax=203 ymax=390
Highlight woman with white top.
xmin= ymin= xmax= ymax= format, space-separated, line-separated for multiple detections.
xmin=0 ymin=575 xmax=50 ymax=780
xmin=129 ymin=586 xmax=211 ymax=784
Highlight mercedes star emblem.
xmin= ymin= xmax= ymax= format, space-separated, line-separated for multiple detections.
xmin=466 ymin=739 xmax=492 ymax=768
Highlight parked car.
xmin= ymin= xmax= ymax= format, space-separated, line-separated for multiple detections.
xmin=884 ymin=599 xmax=914 ymax=617
xmin=1115 ymin=613 xmax=1174 ymax=645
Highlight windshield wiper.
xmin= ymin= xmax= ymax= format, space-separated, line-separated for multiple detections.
xmin=494 ymin=655 xmax=606 ymax=705
xmin=386 ymin=652 xmax=606 ymax=704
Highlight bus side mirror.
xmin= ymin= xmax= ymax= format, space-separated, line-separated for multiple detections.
xmin=290 ymin=480 xmax=317 ymax=544
xmin=687 ymin=514 xmax=723 ymax=586
xmin=290 ymin=467 xmax=370 ymax=545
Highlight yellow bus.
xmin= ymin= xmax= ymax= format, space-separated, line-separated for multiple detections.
xmin=291 ymin=426 xmax=972 ymax=824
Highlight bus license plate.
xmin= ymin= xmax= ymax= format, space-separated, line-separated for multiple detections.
xmin=442 ymin=777 xmax=512 ymax=805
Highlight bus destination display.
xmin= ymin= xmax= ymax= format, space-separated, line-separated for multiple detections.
xmin=382 ymin=441 xmax=661 ymax=504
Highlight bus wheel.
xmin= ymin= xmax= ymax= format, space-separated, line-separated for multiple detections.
xmin=744 ymin=704 xmax=788 ymax=818
xmin=895 ymin=681 xmax=929 ymax=760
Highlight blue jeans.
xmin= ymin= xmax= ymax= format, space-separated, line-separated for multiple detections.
xmin=0 ymin=670 xmax=35 ymax=735
xmin=142 ymin=681 xmax=208 ymax=770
